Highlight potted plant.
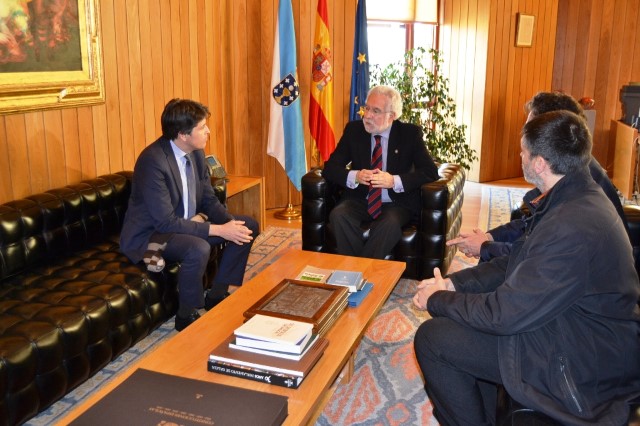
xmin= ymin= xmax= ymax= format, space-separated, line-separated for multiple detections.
xmin=370 ymin=47 xmax=477 ymax=169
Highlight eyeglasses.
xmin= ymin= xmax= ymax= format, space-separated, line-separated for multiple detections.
xmin=364 ymin=105 xmax=390 ymax=115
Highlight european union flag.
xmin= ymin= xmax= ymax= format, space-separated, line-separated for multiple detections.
xmin=349 ymin=0 xmax=370 ymax=121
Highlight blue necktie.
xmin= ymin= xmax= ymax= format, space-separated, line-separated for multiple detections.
xmin=185 ymin=154 xmax=196 ymax=218
xmin=367 ymin=135 xmax=383 ymax=219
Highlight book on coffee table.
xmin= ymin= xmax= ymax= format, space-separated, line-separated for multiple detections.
xmin=230 ymin=334 xmax=320 ymax=361
xmin=295 ymin=265 xmax=333 ymax=283
xmin=326 ymin=270 xmax=366 ymax=293
xmin=69 ymin=368 xmax=288 ymax=426
xmin=347 ymin=282 xmax=374 ymax=307
xmin=234 ymin=314 xmax=313 ymax=354
xmin=208 ymin=360 xmax=304 ymax=389
xmin=243 ymin=279 xmax=349 ymax=337
xmin=209 ymin=333 xmax=328 ymax=378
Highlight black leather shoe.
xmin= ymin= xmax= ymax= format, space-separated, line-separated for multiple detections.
xmin=204 ymin=291 xmax=230 ymax=311
xmin=175 ymin=309 xmax=201 ymax=332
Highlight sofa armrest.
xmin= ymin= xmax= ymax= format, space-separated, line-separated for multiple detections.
xmin=211 ymin=177 xmax=227 ymax=205
xmin=301 ymin=168 xmax=333 ymax=252
xmin=418 ymin=163 xmax=466 ymax=277
xmin=623 ymin=204 xmax=640 ymax=279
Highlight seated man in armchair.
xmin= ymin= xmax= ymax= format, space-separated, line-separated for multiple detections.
xmin=322 ymin=85 xmax=439 ymax=259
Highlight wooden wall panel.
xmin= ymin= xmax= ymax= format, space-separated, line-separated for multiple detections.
xmin=2 ymin=0 xmax=636 ymax=206
xmin=552 ymin=0 xmax=640 ymax=176
xmin=441 ymin=0 xmax=559 ymax=182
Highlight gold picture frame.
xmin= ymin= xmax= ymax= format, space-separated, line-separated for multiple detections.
xmin=0 ymin=0 xmax=104 ymax=114
xmin=515 ymin=13 xmax=535 ymax=47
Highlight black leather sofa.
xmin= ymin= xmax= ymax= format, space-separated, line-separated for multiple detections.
xmin=301 ymin=163 xmax=466 ymax=279
xmin=0 ymin=172 xmax=226 ymax=425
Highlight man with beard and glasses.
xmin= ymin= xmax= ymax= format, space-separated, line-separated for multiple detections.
xmin=447 ymin=91 xmax=629 ymax=262
xmin=413 ymin=110 xmax=640 ymax=426
xmin=322 ymin=85 xmax=439 ymax=259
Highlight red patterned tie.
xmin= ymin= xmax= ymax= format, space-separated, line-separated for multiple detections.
xmin=367 ymin=135 xmax=383 ymax=219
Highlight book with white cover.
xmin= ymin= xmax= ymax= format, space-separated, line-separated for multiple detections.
xmin=234 ymin=314 xmax=313 ymax=351
xmin=235 ymin=331 xmax=312 ymax=355
xmin=230 ymin=334 xmax=319 ymax=361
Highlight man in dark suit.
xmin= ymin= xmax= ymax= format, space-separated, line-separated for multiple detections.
xmin=120 ymin=99 xmax=258 ymax=331
xmin=323 ymin=85 xmax=439 ymax=259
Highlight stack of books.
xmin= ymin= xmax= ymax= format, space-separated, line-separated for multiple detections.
xmin=243 ymin=279 xmax=349 ymax=337
xmin=208 ymin=279 xmax=350 ymax=389
xmin=326 ymin=269 xmax=366 ymax=293
xmin=231 ymin=314 xmax=318 ymax=361
xmin=297 ymin=265 xmax=373 ymax=307
xmin=208 ymin=314 xmax=329 ymax=389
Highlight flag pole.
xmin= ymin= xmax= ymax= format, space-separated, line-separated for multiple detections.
xmin=274 ymin=181 xmax=301 ymax=220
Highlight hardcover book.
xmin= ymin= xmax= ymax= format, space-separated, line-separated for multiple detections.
xmin=209 ymin=334 xmax=329 ymax=378
xmin=230 ymin=334 xmax=319 ymax=361
xmin=234 ymin=314 xmax=313 ymax=354
xmin=69 ymin=368 xmax=288 ymax=426
xmin=244 ymin=279 xmax=349 ymax=336
xmin=295 ymin=265 xmax=333 ymax=283
xmin=326 ymin=270 xmax=365 ymax=293
xmin=208 ymin=360 xmax=303 ymax=389
xmin=347 ymin=282 xmax=374 ymax=307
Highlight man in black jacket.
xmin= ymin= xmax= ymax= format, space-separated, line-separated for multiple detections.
xmin=413 ymin=110 xmax=640 ymax=425
xmin=447 ymin=91 xmax=629 ymax=261
xmin=322 ymin=85 xmax=439 ymax=259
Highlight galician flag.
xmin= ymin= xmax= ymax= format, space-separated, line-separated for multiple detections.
xmin=267 ymin=0 xmax=307 ymax=191
xmin=309 ymin=0 xmax=335 ymax=162
xmin=349 ymin=0 xmax=370 ymax=121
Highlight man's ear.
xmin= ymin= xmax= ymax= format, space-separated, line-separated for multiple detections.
xmin=534 ymin=156 xmax=548 ymax=174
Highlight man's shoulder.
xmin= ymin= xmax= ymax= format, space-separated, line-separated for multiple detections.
xmin=392 ymin=120 xmax=420 ymax=131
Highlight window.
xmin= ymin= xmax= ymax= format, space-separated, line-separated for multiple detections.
xmin=366 ymin=0 xmax=439 ymax=70
xmin=368 ymin=21 xmax=437 ymax=69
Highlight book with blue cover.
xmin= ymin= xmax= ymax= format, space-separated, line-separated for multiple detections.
xmin=347 ymin=282 xmax=373 ymax=307
xmin=326 ymin=270 xmax=365 ymax=293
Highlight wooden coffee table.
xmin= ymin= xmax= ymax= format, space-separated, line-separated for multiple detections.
xmin=59 ymin=249 xmax=405 ymax=425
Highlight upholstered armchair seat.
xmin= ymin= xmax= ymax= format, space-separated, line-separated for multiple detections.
xmin=301 ymin=163 xmax=466 ymax=279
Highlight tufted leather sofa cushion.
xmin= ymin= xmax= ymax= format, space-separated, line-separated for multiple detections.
xmin=301 ymin=163 xmax=466 ymax=279
xmin=0 ymin=172 xmax=226 ymax=425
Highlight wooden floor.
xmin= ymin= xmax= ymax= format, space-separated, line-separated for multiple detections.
xmin=265 ymin=177 xmax=532 ymax=234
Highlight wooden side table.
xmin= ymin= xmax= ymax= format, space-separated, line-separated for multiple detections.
xmin=611 ymin=120 xmax=639 ymax=200
xmin=226 ymin=175 xmax=266 ymax=231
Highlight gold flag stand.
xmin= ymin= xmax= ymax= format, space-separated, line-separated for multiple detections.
xmin=275 ymin=182 xmax=301 ymax=220
xmin=275 ymin=145 xmax=322 ymax=220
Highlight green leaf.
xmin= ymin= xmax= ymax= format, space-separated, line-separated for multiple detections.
xmin=370 ymin=48 xmax=477 ymax=169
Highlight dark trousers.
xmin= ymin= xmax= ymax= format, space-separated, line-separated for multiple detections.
xmin=414 ymin=317 xmax=502 ymax=426
xmin=329 ymin=199 xmax=412 ymax=259
xmin=162 ymin=215 xmax=259 ymax=309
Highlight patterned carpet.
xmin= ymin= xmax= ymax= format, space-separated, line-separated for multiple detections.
xmin=26 ymin=186 xmax=528 ymax=426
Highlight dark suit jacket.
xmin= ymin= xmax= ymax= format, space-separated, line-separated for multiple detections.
xmin=322 ymin=120 xmax=439 ymax=214
xmin=120 ymin=136 xmax=233 ymax=264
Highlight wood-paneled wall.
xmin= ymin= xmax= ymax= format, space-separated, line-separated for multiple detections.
xmin=440 ymin=0 xmax=560 ymax=182
xmin=0 ymin=0 xmax=356 ymax=208
xmin=552 ymin=0 xmax=640 ymax=175
xmin=1 ymin=0 xmax=638 ymax=205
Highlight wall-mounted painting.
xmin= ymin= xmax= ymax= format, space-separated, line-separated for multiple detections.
xmin=0 ymin=0 xmax=104 ymax=114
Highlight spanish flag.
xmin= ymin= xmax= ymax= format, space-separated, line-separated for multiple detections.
xmin=308 ymin=0 xmax=335 ymax=162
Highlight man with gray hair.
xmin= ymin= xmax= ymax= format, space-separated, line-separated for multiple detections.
xmin=323 ymin=85 xmax=439 ymax=259
xmin=413 ymin=110 xmax=640 ymax=425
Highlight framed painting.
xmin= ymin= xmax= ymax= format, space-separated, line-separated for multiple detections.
xmin=0 ymin=0 xmax=104 ymax=114
xmin=515 ymin=13 xmax=535 ymax=47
